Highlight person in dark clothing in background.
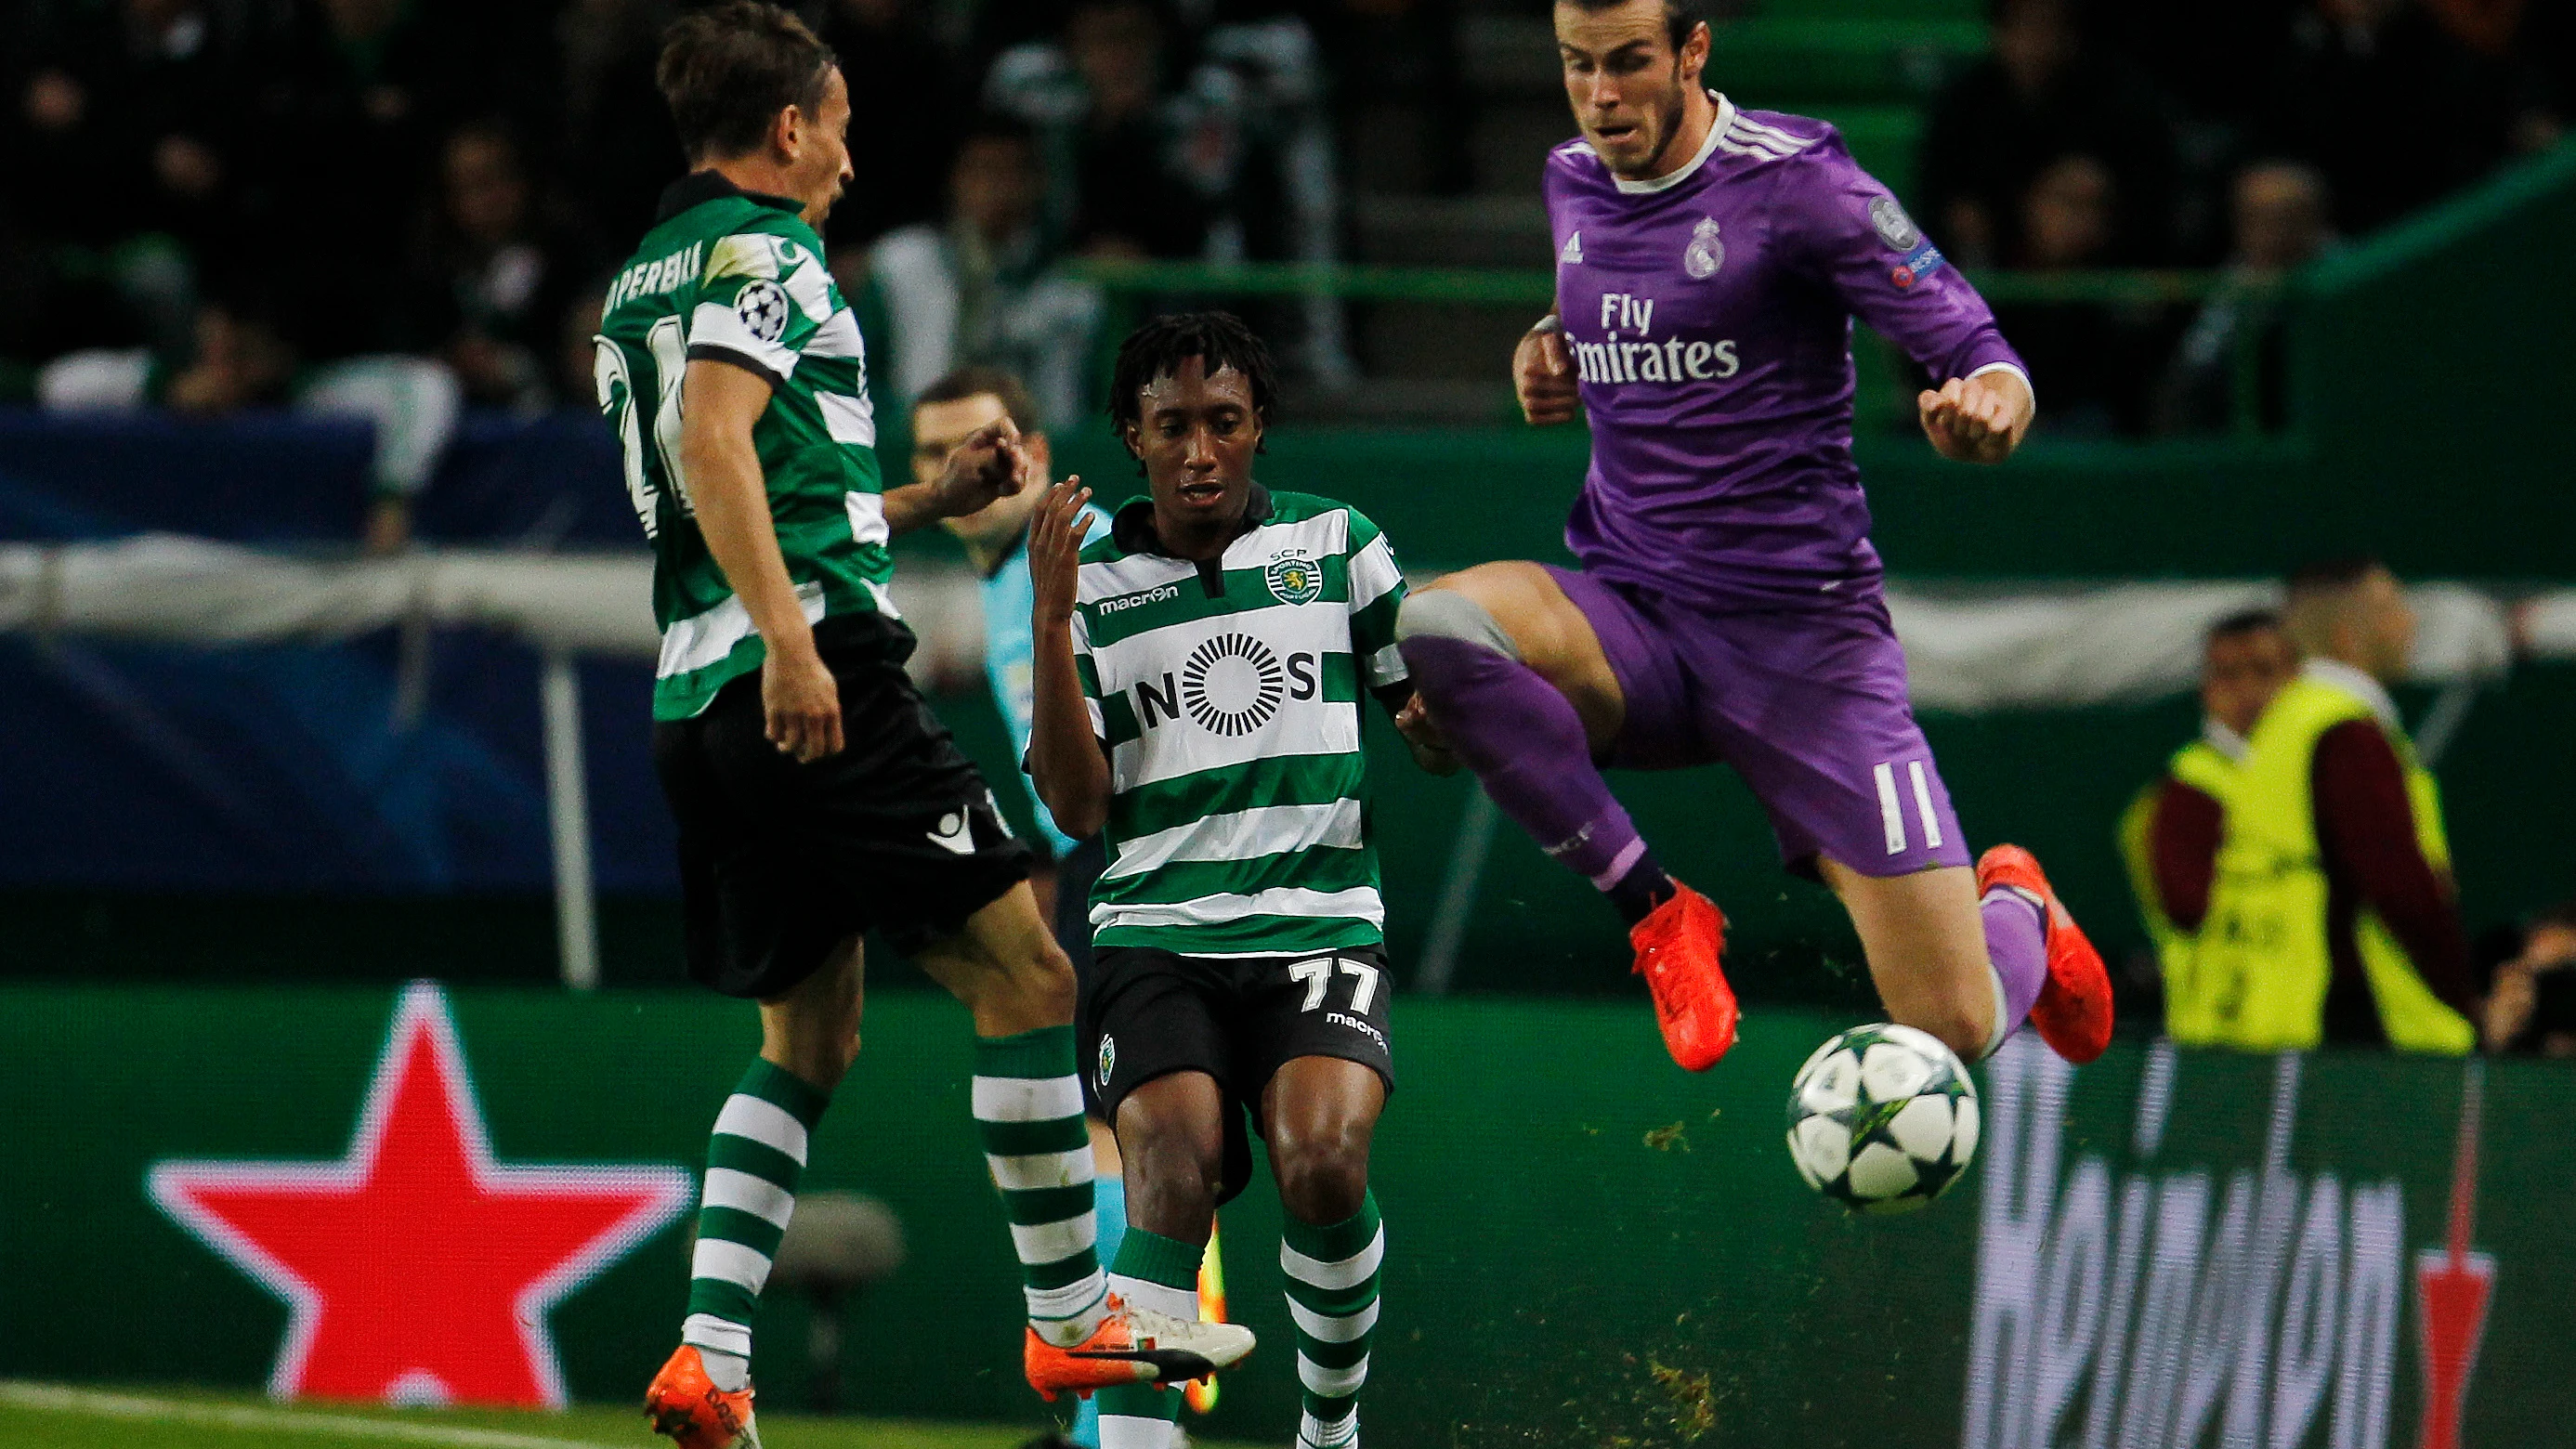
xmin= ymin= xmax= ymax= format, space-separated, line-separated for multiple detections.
xmin=1989 ymin=153 xmax=2177 ymax=437
xmin=556 ymin=0 xmax=687 ymax=266
xmin=243 ymin=0 xmax=544 ymax=361
xmin=1916 ymin=0 xmax=2181 ymax=268
xmin=986 ymin=0 xmax=1222 ymax=260
xmin=1 ymin=0 xmax=267 ymax=358
xmin=2153 ymin=160 xmax=2335 ymax=434
xmin=2261 ymin=0 xmax=2526 ymax=236
xmin=817 ymin=0 xmax=965 ymax=250
xmin=409 ymin=123 xmax=583 ymax=409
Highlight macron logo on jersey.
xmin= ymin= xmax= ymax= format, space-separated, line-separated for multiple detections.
xmin=1101 ymin=583 xmax=1181 ymax=615
xmin=1559 ymin=231 xmax=1584 ymax=266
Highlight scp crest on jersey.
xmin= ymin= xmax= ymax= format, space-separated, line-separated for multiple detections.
xmin=1684 ymin=217 xmax=1725 ymax=280
xmin=735 ymin=280 xmax=791 ymax=344
xmin=1265 ymin=553 xmax=1324 ymax=606
xmin=1182 ymin=633 xmax=1288 ymax=737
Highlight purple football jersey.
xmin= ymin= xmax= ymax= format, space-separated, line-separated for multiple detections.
xmin=1546 ymin=95 xmax=2026 ymax=608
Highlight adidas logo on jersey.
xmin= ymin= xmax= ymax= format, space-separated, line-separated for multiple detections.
xmin=1559 ymin=231 xmax=1584 ymax=265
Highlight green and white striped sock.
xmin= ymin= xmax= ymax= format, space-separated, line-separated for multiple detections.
xmin=1283 ymin=1193 xmax=1381 ymax=1449
xmin=1096 ymin=1228 xmax=1199 ymax=1449
xmin=681 ymin=1057 xmax=830 ymax=1375
xmin=974 ymin=1025 xmax=1108 ymax=1345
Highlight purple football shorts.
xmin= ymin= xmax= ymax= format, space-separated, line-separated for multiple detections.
xmin=1545 ymin=565 xmax=1969 ymax=878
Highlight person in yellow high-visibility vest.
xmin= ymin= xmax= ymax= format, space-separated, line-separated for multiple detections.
xmin=2192 ymin=558 xmax=2479 ymax=1051
xmin=2119 ymin=609 xmax=2295 ymax=1038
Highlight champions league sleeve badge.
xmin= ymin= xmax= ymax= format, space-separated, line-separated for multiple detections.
xmin=1870 ymin=195 xmax=1947 ymax=289
xmin=1868 ymin=195 xmax=1920 ymax=251
xmin=735 ymin=280 xmax=791 ymax=344
xmin=1684 ymin=217 xmax=1725 ymax=280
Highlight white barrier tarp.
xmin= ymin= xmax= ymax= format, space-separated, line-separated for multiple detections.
xmin=0 ymin=535 xmax=2559 ymax=712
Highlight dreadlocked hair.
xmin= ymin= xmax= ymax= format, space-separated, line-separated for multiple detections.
xmin=1107 ymin=310 xmax=1278 ymax=449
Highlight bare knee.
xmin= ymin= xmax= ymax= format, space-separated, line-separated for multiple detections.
xmin=927 ymin=888 xmax=1078 ymax=1034
xmin=760 ymin=966 xmax=865 ymax=1090
xmin=1268 ymin=1109 xmax=1376 ymax=1224
xmin=993 ymin=935 xmax=1076 ymax=1021
xmin=1117 ymin=1080 xmax=1225 ymax=1237
xmin=1398 ymin=581 xmax=1526 ymax=665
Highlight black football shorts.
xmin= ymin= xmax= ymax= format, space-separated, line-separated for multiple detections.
xmin=651 ymin=614 xmax=1032 ymax=999
xmin=1085 ymin=942 xmax=1396 ymax=1204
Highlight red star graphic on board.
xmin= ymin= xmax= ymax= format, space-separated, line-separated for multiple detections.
xmin=148 ymin=981 xmax=693 ymax=1407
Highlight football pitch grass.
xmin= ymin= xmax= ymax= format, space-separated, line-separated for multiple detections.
xmin=0 ymin=1381 xmax=1275 ymax=1449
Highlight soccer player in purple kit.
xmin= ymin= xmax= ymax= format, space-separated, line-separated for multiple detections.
xmin=1392 ymin=0 xmax=2114 ymax=1076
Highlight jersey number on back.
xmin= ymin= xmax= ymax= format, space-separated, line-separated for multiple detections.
xmin=593 ymin=316 xmax=690 ymax=538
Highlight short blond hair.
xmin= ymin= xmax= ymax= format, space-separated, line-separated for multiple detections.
xmin=2282 ymin=555 xmax=2384 ymax=655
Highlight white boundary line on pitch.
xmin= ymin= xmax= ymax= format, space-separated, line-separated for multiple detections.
xmin=0 ymin=1381 xmax=628 ymax=1449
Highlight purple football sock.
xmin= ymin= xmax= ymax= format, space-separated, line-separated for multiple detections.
xmin=1979 ymin=888 xmax=2048 ymax=1055
xmin=1401 ymin=633 xmax=1667 ymax=920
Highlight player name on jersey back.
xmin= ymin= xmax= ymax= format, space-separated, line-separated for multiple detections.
xmin=1072 ymin=492 xmax=1407 ymax=958
xmin=593 ymin=176 xmax=894 ymax=722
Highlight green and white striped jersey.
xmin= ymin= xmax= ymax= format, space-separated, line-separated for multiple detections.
xmin=1073 ymin=489 xmax=1409 ymax=956
xmin=594 ymin=173 xmax=894 ymax=722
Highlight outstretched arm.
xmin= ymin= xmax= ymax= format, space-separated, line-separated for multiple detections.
xmin=1026 ymin=478 xmax=1111 ymax=841
xmin=882 ymin=414 xmax=1035 ymax=535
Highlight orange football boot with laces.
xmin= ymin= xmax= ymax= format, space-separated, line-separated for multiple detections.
xmin=645 ymin=1345 xmax=759 ymax=1449
xmin=1024 ymin=1291 xmax=1257 ymax=1402
xmin=1979 ymin=843 xmax=2113 ymax=1064
xmin=1630 ymin=881 xmax=1737 ymax=1071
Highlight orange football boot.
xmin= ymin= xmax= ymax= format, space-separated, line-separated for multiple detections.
xmin=1979 ymin=843 xmax=2113 ymax=1064
xmin=1025 ymin=1292 xmax=1257 ymax=1402
xmin=1183 ymin=1216 xmax=1229 ymax=1416
xmin=644 ymin=1345 xmax=760 ymax=1449
xmin=1630 ymin=881 xmax=1737 ymax=1070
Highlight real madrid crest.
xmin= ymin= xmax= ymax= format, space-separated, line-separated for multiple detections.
xmin=1683 ymin=217 xmax=1724 ymax=281
xmin=1264 ymin=552 xmax=1323 ymax=606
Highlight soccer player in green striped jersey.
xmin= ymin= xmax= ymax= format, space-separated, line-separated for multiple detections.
xmin=608 ymin=11 xmax=1250 ymax=1449
xmin=1028 ymin=313 xmax=1452 ymax=1449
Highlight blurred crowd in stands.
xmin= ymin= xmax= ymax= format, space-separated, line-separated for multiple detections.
xmin=0 ymin=0 xmax=1381 ymax=421
xmin=2 ymin=0 xmax=2571 ymax=498
xmin=1923 ymin=0 xmax=2576 ymax=436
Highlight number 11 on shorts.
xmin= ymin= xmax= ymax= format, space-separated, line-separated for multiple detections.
xmin=1292 ymin=957 xmax=1380 ymax=1013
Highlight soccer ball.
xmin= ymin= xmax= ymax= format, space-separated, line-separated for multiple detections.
xmin=1785 ymin=1023 xmax=1981 ymax=1214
